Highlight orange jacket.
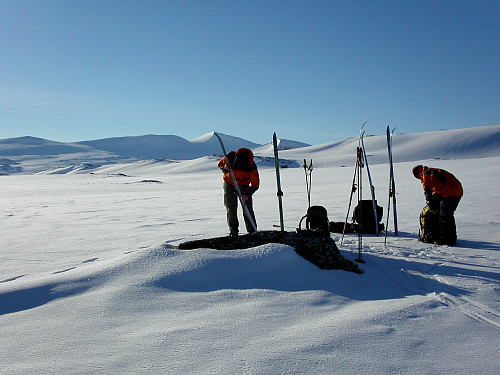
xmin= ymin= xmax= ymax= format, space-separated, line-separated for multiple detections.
xmin=418 ymin=167 xmax=463 ymax=198
xmin=218 ymin=148 xmax=259 ymax=195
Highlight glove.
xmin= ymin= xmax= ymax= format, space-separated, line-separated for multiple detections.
xmin=241 ymin=194 xmax=249 ymax=201
xmin=242 ymin=186 xmax=257 ymax=198
xmin=427 ymin=193 xmax=441 ymax=210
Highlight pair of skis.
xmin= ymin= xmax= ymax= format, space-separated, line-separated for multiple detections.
xmin=273 ymin=132 xmax=285 ymax=231
xmin=385 ymin=125 xmax=398 ymax=243
xmin=360 ymin=123 xmax=379 ymax=237
xmin=214 ymin=132 xmax=285 ymax=233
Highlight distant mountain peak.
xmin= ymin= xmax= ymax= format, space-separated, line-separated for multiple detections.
xmin=0 ymin=136 xmax=50 ymax=145
xmin=189 ymin=132 xmax=216 ymax=143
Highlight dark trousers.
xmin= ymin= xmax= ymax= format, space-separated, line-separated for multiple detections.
xmin=223 ymin=181 xmax=257 ymax=235
xmin=439 ymin=196 xmax=461 ymax=244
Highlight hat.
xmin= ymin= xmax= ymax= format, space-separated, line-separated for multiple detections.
xmin=412 ymin=165 xmax=423 ymax=179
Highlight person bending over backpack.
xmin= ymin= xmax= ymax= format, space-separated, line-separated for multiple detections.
xmin=218 ymin=148 xmax=259 ymax=237
xmin=413 ymin=165 xmax=463 ymax=245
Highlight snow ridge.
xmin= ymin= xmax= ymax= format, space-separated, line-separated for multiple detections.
xmin=1 ymin=125 xmax=499 ymax=174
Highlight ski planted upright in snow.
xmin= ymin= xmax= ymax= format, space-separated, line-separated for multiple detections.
xmin=384 ymin=125 xmax=398 ymax=244
xmin=214 ymin=132 xmax=258 ymax=232
xmin=273 ymin=132 xmax=285 ymax=232
xmin=359 ymin=125 xmax=379 ymax=235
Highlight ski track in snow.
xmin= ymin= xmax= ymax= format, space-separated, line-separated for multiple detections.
xmin=434 ymin=292 xmax=500 ymax=330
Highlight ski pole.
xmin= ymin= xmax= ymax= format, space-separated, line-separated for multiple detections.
xmin=341 ymin=161 xmax=358 ymax=246
xmin=303 ymin=159 xmax=313 ymax=208
xmin=355 ymin=146 xmax=365 ymax=263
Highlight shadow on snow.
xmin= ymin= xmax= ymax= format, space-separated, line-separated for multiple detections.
xmin=151 ymin=247 xmax=485 ymax=302
xmin=0 ymin=281 xmax=93 ymax=316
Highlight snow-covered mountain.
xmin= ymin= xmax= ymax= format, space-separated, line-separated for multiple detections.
xmin=0 ymin=132 xmax=259 ymax=160
xmin=1 ymin=125 xmax=499 ymax=175
xmin=0 ymin=132 xmax=262 ymax=174
xmin=77 ymin=132 xmax=261 ymax=160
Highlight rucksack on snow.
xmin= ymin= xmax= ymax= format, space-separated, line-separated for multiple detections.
xmin=353 ymin=200 xmax=384 ymax=234
xmin=297 ymin=205 xmax=330 ymax=237
xmin=419 ymin=205 xmax=440 ymax=243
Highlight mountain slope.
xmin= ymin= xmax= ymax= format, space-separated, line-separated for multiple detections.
xmin=258 ymin=125 xmax=500 ymax=168
xmin=253 ymin=138 xmax=311 ymax=153
xmin=78 ymin=132 xmax=262 ymax=160
xmin=1 ymin=125 xmax=499 ymax=174
xmin=78 ymin=134 xmax=193 ymax=159
xmin=0 ymin=136 xmax=99 ymax=156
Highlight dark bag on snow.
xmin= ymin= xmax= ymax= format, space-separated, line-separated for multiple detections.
xmin=353 ymin=200 xmax=384 ymax=234
xmin=420 ymin=205 xmax=440 ymax=243
xmin=329 ymin=221 xmax=356 ymax=234
xmin=297 ymin=205 xmax=330 ymax=237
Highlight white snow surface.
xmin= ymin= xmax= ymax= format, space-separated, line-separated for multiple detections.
xmin=1 ymin=125 xmax=499 ymax=374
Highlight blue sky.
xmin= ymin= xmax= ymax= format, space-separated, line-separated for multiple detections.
xmin=1 ymin=0 xmax=499 ymax=145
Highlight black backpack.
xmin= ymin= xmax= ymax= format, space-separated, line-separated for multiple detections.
xmin=353 ymin=200 xmax=384 ymax=234
xmin=298 ymin=206 xmax=330 ymax=237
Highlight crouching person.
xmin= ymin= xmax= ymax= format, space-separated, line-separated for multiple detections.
xmin=413 ymin=165 xmax=463 ymax=245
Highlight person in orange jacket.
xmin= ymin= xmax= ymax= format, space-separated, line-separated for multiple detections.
xmin=413 ymin=165 xmax=463 ymax=245
xmin=218 ymin=148 xmax=259 ymax=237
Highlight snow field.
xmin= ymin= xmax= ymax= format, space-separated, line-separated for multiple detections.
xmin=0 ymin=152 xmax=499 ymax=374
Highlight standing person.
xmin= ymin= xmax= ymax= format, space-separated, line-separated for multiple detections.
xmin=413 ymin=165 xmax=463 ymax=245
xmin=218 ymin=148 xmax=259 ymax=237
